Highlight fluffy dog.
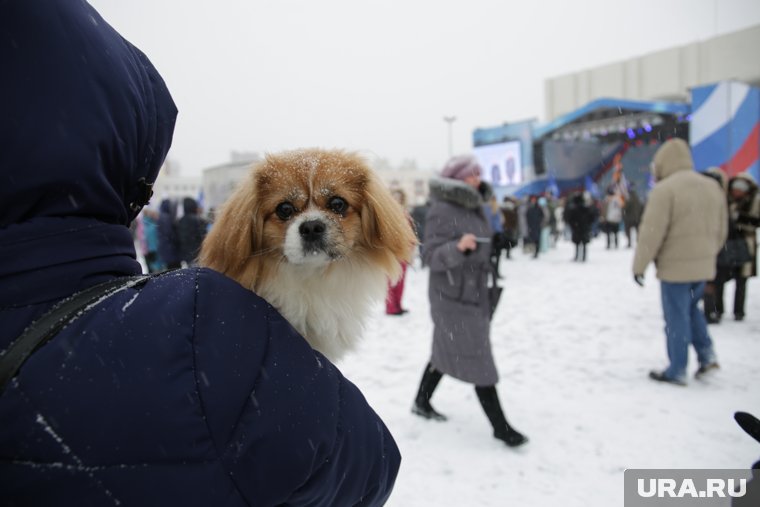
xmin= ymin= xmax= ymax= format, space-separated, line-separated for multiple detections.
xmin=199 ymin=148 xmax=416 ymax=361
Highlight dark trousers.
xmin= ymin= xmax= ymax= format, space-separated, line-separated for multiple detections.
xmin=490 ymin=233 xmax=504 ymax=276
xmin=574 ymin=242 xmax=587 ymax=262
xmin=624 ymin=223 xmax=638 ymax=247
xmin=712 ymin=275 xmax=748 ymax=318
xmin=605 ymin=222 xmax=619 ymax=249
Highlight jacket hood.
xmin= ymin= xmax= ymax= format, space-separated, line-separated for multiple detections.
xmin=428 ymin=178 xmax=492 ymax=210
xmin=652 ymin=139 xmax=693 ymax=181
xmin=183 ymin=197 xmax=199 ymax=215
xmin=0 ymin=0 xmax=177 ymax=304
xmin=0 ymin=0 xmax=178 ymax=229
xmin=160 ymin=199 xmax=177 ymax=216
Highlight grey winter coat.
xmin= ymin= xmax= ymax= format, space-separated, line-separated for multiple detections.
xmin=423 ymin=177 xmax=498 ymax=386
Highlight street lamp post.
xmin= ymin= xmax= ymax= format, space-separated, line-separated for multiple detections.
xmin=443 ymin=116 xmax=457 ymax=157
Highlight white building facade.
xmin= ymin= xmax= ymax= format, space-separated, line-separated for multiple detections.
xmin=545 ymin=24 xmax=760 ymax=121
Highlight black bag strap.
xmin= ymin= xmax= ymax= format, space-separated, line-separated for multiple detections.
xmin=0 ymin=274 xmax=154 ymax=393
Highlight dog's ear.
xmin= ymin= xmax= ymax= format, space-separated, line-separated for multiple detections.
xmin=198 ymin=171 xmax=264 ymax=289
xmin=360 ymin=171 xmax=418 ymax=280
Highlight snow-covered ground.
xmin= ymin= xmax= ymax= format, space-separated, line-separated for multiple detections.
xmin=338 ymin=236 xmax=760 ymax=507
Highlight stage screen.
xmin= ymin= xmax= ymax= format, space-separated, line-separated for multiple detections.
xmin=473 ymin=141 xmax=523 ymax=186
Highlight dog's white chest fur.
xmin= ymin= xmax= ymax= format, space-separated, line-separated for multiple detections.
xmin=256 ymin=260 xmax=388 ymax=361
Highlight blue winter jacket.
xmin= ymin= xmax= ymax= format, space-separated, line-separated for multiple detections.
xmin=0 ymin=1 xmax=400 ymax=506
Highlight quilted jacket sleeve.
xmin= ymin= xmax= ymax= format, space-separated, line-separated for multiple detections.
xmin=193 ymin=269 xmax=400 ymax=506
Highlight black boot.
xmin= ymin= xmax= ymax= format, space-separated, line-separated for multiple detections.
xmin=475 ymin=385 xmax=527 ymax=447
xmin=734 ymin=276 xmax=747 ymax=321
xmin=412 ymin=363 xmax=447 ymax=421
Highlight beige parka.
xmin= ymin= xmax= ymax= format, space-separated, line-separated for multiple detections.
xmin=632 ymin=139 xmax=728 ymax=282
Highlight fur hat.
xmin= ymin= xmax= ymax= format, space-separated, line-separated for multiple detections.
xmin=731 ymin=177 xmax=751 ymax=193
xmin=441 ymin=155 xmax=482 ymax=181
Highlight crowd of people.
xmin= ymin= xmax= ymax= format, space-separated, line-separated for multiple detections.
xmin=397 ymin=141 xmax=758 ymax=474
xmin=408 ymin=173 xmax=644 ymax=269
xmin=132 ymin=197 xmax=211 ymax=272
xmin=398 ymin=142 xmax=757 ymax=391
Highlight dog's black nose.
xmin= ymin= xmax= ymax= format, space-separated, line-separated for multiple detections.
xmin=299 ymin=220 xmax=326 ymax=243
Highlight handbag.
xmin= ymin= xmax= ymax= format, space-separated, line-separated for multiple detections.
xmin=717 ymin=237 xmax=752 ymax=269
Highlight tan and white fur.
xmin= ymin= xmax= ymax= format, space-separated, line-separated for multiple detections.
xmin=199 ymin=148 xmax=416 ymax=361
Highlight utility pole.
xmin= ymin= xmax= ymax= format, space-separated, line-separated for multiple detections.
xmin=443 ymin=116 xmax=457 ymax=157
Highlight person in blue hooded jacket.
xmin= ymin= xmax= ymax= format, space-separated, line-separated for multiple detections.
xmin=0 ymin=1 xmax=400 ymax=506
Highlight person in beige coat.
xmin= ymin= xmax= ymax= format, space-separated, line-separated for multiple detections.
xmin=632 ymin=139 xmax=728 ymax=385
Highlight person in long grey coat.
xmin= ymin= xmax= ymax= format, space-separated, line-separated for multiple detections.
xmin=411 ymin=155 xmax=528 ymax=447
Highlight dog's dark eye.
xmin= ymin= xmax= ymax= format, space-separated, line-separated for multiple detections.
xmin=275 ymin=202 xmax=296 ymax=220
xmin=328 ymin=196 xmax=348 ymax=215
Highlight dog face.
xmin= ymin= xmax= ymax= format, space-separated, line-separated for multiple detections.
xmin=256 ymin=151 xmax=369 ymax=267
xmin=199 ymin=148 xmax=416 ymax=292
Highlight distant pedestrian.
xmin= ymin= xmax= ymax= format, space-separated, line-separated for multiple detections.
xmin=712 ymin=174 xmax=759 ymax=322
xmin=563 ymin=191 xmax=596 ymax=262
xmin=701 ymin=167 xmax=730 ymax=324
xmin=177 ymin=197 xmax=208 ymax=266
xmin=602 ymin=188 xmax=623 ymax=249
xmin=412 ymin=154 xmax=527 ymax=447
xmin=623 ymin=186 xmax=643 ymax=248
xmin=138 ymin=207 xmax=164 ymax=273
xmin=386 ymin=189 xmax=411 ymax=315
xmin=157 ymin=198 xmax=181 ymax=269
xmin=500 ymin=196 xmax=519 ymax=259
xmin=525 ymin=196 xmax=544 ymax=259
xmin=538 ymin=196 xmax=552 ymax=252
xmin=632 ymin=139 xmax=727 ymax=385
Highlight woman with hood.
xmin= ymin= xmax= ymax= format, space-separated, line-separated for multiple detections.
xmin=411 ymin=155 xmax=527 ymax=447
xmin=0 ymin=2 xmax=400 ymax=505
xmin=713 ymin=173 xmax=760 ymax=322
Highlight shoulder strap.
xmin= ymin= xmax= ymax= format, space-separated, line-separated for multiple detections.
xmin=0 ymin=274 xmax=154 ymax=394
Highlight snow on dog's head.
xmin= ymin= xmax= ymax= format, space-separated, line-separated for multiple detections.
xmin=199 ymin=148 xmax=417 ymax=360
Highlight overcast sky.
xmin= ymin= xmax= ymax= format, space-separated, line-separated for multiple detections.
xmin=90 ymin=0 xmax=760 ymax=176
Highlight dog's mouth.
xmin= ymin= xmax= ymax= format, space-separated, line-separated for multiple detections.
xmin=282 ymin=216 xmax=346 ymax=265
xmin=288 ymin=244 xmax=344 ymax=266
xmin=301 ymin=245 xmax=343 ymax=260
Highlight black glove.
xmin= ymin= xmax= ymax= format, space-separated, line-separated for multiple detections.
xmin=634 ymin=274 xmax=644 ymax=287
